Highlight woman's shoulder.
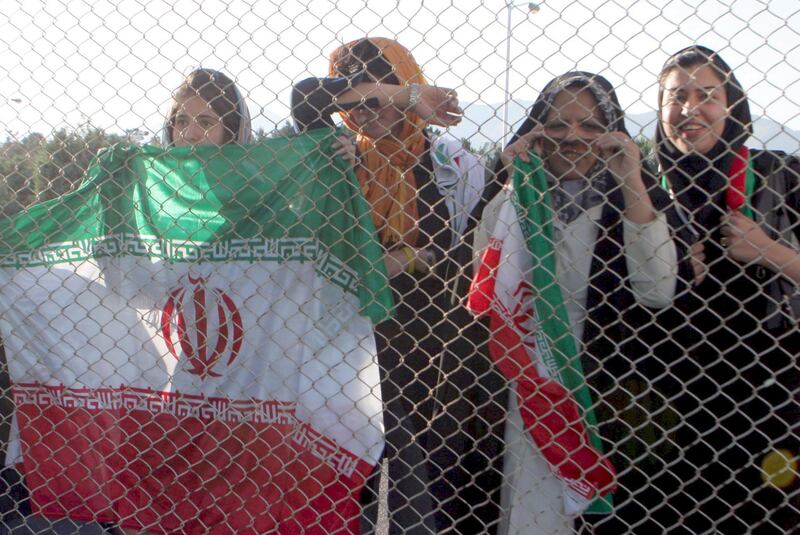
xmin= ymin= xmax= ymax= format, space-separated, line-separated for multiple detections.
xmin=749 ymin=148 xmax=800 ymax=207
xmin=749 ymin=148 xmax=800 ymax=179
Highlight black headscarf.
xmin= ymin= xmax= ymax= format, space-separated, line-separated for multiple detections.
xmin=479 ymin=72 xmax=633 ymax=228
xmin=655 ymin=46 xmax=753 ymax=234
xmin=510 ymin=71 xmax=632 ymax=223
xmin=511 ymin=71 xmax=629 ymax=144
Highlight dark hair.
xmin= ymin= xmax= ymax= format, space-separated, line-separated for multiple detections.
xmin=331 ymin=38 xmax=400 ymax=85
xmin=657 ymin=47 xmax=727 ymax=88
xmin=168 ymin=68 xmax=243 ymax=144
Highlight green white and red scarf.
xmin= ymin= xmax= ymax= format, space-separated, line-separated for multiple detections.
xmin=661 ymin=145 xmax=755 ymax=219
xmin=468 ymin=154 xmax=616 ymax=515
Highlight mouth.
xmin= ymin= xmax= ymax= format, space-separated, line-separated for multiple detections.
xmin=559 ymin=149 xmax=587 ymax=160
xmin=677 ymin=123 xmax=708 ymax=138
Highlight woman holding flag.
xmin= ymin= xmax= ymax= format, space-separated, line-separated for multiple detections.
xmin=469 ymin=71 xmax=693 ymax=534
xmin=2 ymin=67 xmax=259 ymax=535
xmin=2 ymin=66 xmax=385 ymax=535
xmin=655 ymin=45 xmax=800 ymax=533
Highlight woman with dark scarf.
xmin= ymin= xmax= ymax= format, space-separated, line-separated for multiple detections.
xmin=655 ymin=45 xmax=800 ymax=533
xmin=471 ymin=72 xmax=692 ymax=534
xmin=291 ymin=37 xmax=506 ymax=533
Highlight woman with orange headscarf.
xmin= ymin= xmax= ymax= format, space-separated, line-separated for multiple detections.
xmin=292 ymin=37 xmax=505 ymax=533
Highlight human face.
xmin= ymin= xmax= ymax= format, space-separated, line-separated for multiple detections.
xmin=347 ymin=103 xmax=405 ymax=141
xmin=660 ymin=63 xmax=729 ymax=156
xmin=541 ymin=87 xmax=607 ymax=181
xmin=171 ymin=95 xmax=227 ymax=147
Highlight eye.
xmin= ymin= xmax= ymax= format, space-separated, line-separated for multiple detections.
xmin=666 ymin=91 xmax=686 ymax=105
xmin=174 ymin=116 xmax=189 ymax=128
xmin=702 ymin=89 xmax=720 ymax=103
xmin=199 ymin=118 xmax=218 ymax=129
xmin=582 ymin=122 xmax=605 ymax=133
xmin=544 ymin=121 xmax=568 ymax=133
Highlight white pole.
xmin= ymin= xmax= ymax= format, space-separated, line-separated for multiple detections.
xmin=502 ymin=3 xmax=541 ymax=147
xmin=502 ymin=2 xmax=514 ymax=147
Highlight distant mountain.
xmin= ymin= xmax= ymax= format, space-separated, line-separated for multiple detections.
xmin=449 ymin=101 xmax=800 ymax=154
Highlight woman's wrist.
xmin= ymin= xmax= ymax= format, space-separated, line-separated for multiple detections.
xmin=407 ymin=83 xmax=421 ymax=112
xmin=617 ymin=165 xmax=644 ymax=190
xmin=759 ymin=241 xmax=798 ymax=271
xmin=621 ymin=175 xmax=657 ymax=224
xmin=345 ymin=82 xmax=406 ymax=111
xmin=382 ymin=84 xmax=414 ymax=112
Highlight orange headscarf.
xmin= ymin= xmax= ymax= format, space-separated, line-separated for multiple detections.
xmin=329 ymin=37 xmax=428 ymax=247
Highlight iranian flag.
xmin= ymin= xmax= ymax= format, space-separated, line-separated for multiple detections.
xmin=0 ymin=129 xmax=392 ymax=534
xmin=468 ymin=155 xmax=616 ymax=515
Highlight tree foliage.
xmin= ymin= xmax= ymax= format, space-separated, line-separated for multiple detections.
xmin=0 ymin=125 xmax=125 ymax=216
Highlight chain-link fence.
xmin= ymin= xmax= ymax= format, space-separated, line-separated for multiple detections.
xmin=0 ymin=1 xmax=798 ymax=534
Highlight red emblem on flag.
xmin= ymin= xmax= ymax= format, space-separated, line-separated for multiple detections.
xmin=510 ymin=282 xmax=535 ymax=336
xmin=160 ymin=275 xmax=243 ymax=378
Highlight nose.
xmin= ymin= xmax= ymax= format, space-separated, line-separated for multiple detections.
xmin=184 ymin=122 xmax=205 ymax=142
xmin=562 ymin=125 xmax=580 ymax=142
xmin=561 ymin=122 xmax=593 ymax=146
xmin=681 ymin=95 xmax=701 ymax=116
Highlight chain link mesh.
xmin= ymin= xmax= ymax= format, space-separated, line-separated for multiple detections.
xmin=0 ymin=1 xmax=798 ymax=534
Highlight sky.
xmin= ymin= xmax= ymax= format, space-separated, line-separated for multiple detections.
xmin=0 ymin=0 xmax=798 ymax=142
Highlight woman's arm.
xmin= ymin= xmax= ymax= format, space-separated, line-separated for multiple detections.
xmin=595 ymin=131 xmax=657 ymax=224
xmin=622 ymin=212 xmax=679 ymax=308
xmin=291 ymin=75 xmax=371 ymax=131
xmin=291 ymin=76 xmax=461 ymax=132
xmin=595 ymin=132 xmax=677 ymax=307
xmin=722 ymin=210 xmax=800 ymax=285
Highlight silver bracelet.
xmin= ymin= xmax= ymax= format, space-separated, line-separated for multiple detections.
xmin=408 ymin=83 xmax=421 ymax=111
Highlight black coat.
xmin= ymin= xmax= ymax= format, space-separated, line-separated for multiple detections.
xmin=575 ymin=174 xmax=697 ymax=533
xmin=653 ymin=150 xmax=800 ymax=534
